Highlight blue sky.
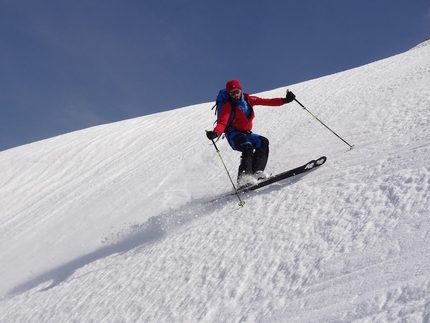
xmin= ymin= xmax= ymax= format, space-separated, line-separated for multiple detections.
xmin=1 ymin=0 xmax=429 ymax=151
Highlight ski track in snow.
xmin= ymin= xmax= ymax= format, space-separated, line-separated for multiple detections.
xmin=0 ymin=41 xmax=429 ymax=322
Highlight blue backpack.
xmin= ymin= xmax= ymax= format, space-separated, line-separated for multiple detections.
xmin=211 ymin=88 xmax=234 ymax=124
xmin=211 ymin=88 xmax=250 ymax=127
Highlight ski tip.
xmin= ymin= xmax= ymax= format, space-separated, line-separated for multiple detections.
xmin=315 ymin=156 xmax=327 ymax=166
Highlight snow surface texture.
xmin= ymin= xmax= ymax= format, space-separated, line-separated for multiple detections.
xmin=0 ymin=41 xmax=429 ymax=322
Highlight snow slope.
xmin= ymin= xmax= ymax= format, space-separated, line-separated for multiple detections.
xmin=0 ymin=40 xmax=429 ymax=322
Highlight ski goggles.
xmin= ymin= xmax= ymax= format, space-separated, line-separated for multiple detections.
xmin=229 ymin=89 xmax=241 ymax=96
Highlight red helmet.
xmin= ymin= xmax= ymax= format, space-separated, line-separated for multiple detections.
xmin=226 ymin=80 xmax=242 ymax=93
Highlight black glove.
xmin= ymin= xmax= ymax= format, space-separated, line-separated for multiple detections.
xmin=206 ymin=131 xmax=219 ymax=140
xmin=284 ymin=91 xmax=296 ymax=103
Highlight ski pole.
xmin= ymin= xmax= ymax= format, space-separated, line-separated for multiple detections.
xmin=207 ymin=133 xmax=245 ymax=207
xmin=289 ymin=91 xmax=355 ymax=150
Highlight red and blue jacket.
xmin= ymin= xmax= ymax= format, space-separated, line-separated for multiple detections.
xmin=214 ymin=93 xmax=286 ymax=135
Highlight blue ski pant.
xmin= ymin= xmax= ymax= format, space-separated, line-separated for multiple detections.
xmin=225 ymin=131 xmax=269 ymax=176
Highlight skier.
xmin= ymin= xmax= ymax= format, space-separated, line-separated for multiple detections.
xmin=206 ymin=80 xmax=296 ymax=188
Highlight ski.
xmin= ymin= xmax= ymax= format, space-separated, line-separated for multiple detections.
xmin=237 ymin=156 xmax=327 ymax=193
xmin=209 ymin=156 xmax=327 ymax=204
